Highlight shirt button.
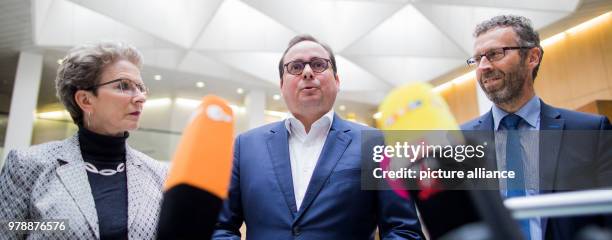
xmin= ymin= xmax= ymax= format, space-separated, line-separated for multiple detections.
xmin=292 ymin=226 xmax=301 ymax=236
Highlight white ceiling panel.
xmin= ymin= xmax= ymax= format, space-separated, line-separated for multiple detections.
xmin=16 ymin=0 xmax=583 ymax=108
xmin=242 ymin=0 xmax=406 ymax=51
xmin=140 ymin=48 xmax=186 ymax=70
xmin=335 ymin=55 xmax=391 ymax=91
xmin=68 ymin=0 xmax=223 ymax=48
xmin=193 ymin=0 xmax=295 ymax=51
xmin=349 ymin=56 xmax=465 ymax=86
xmin=415 ymin=2 xmax=571 ymax=54
xmin=420 ymin=0 xmax=580 ymax=12
xmin=177 ymin=51 xmax=271 ymax=87
xmin=342 ymin=4 xmax=467 ymax=58
xmin=205 ymin=51 xmax=282 ymax=84
xmin=34 ymin=0 xmax=176 ymax=48
xmin=33 ymin=0 xmax=53 ymax=39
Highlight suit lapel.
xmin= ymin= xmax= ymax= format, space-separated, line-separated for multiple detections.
xmin=474 ymin=111 xmax=494 ymax=131
xmin=463 ymin=111 xmax=500 ymax=189
xmin=267 ymin=122 xmax=299 ymax=216
xmin=473 ymin=111 xmax=498 ymax=170
xmin=55 ymin=135 xmax=99 ymax=239
xmin=539 ymin=101 xmax=564 ymax=193
xmin=294 ymin=115 xmax=352 ymax=222
xmin=126 ymin=148 xmax=146 ymax=228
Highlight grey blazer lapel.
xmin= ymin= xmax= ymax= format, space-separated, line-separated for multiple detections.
xmin=55 ymin=135 xmax=100 ymax=239
xmin=126 ymin=148 xmax=146 ymax=229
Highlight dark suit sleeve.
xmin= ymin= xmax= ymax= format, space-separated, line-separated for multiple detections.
xmin=594 ymin=116 xmax=612 ymax=229
xmin=367 ymin=130 xmax=424 ymax=240
xmin=376 ymin=190 xmax=424 ymax=240
xmin=0 ymin=150 xmax=30 ymax=239
xmin=213 ymin=137 xmax=244 ymax=240
xmin=596 ymin=116 xmax=612 ymax=187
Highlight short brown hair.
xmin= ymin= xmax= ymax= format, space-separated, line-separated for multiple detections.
xmin=474 ymin=15 xmax=544 ymax=80
xmin=55 ymin=41 xmax=143 ymax=125
xmin=278 ymin=34 xmax=337 ymax=80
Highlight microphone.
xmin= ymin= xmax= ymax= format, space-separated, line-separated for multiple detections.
xmin=157 ymin=95 xmax=234 ymax=239
xmin=376 ymin=83 xmax=522 ymax=239
xmin=377 ymin=82 xmax=459 ymax=131
xmin=377 ymin=82 xmax=462 ymax=200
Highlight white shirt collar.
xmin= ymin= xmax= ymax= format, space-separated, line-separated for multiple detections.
xmin=284 ymin=109 xmax=334 ymax=139
xmin=491 ymin=95 xmax=541 ymax=130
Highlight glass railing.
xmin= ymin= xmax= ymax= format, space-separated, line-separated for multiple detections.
xmin=505 ymin=189 xmax=612 ymax=219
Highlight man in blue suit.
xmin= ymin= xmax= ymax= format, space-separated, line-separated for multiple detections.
xmin=461 ymin=15 xmax=611 ymax=240
xmin=213 ymin=35 xmax=424 ymax=239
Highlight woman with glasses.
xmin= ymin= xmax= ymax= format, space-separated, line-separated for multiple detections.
xmin=0 ymin=41 xmax=167 ymax=239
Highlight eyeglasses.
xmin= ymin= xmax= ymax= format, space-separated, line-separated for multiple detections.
xmin=87 ymin=78 xmax=148 ymax=96
xmin=467 ymin=46 xmax=533 ymax=67
xmin=284 ymin=58 xmax=332 ymax=75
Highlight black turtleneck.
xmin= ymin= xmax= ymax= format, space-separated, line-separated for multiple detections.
xmin=78 ymin=126 xmax=129 ymax=240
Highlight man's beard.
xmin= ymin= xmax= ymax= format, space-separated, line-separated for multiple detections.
xmin=478 ymin=63 xmax=528 ymax=105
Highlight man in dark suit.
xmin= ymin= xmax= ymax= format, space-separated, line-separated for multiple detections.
xmin=461 ymin=15 xmax=611 ymax=240
xmin=213 ymin=34 xmax=424 ymax=239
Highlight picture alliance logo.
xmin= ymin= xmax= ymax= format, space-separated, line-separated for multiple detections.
xmin=372 ymin=142 xmax=487 ymax=163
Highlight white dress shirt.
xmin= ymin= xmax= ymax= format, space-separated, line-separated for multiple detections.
xmin=492 ymin=95 xmax=542 ymax=240
xmin=284 ymin=110 xmax=334 ymax=210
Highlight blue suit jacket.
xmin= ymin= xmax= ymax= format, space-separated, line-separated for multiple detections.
xmin=214 ymin=114 xmax=424 ymax=240
xmin=461 ymin=100 xmax=612 ymax=240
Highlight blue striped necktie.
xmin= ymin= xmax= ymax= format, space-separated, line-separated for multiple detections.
xmin=501 ymin=113 xmax=531 ymax=239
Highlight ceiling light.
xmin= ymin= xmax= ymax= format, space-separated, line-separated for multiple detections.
xmin=236 ymin=88 xmax=244 ymax=94
xmin=265 ymin=110 xmax=289 ymax=118
xmin=433 ymin=71 xmax=476 ymax=93
xmin=37 ymin=110 xmax=70 ymax=120
xmin=339 ymin=105 xmax=346 ymax=111
xmin=373 ymin=112 xmax=382 ymax=119
xmin=154 ymin=75 xmax=162 ymax=81
xmin=541 ymin=32 xmax=566 ymax=47
xmin=566 ymin=11 xmax=610 ymax=35
xmin=273 ymin=94 xmax=281 ymax=100
xmin=144 ymin=98 xmax=172 ymax=108
xmin=175 ymin=98 xmax=200 ymax=108
xmin=230 ymin=104 xmax=246 ymax=114
xmin=196 ymin=82 xmax=205 ymax=88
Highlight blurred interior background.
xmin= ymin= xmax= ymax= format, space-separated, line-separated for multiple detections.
xmin=0 ymin=0 xmax=611 ymax=161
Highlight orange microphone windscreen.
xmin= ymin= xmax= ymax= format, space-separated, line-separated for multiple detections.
xmin=164 ymin=95 xmax=234 ymax=198
xmin=157 ymin=95 xmax=235 ymax=239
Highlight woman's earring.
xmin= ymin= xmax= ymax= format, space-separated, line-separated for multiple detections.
xmin=87 ymin=111 xmax=92 ymax=128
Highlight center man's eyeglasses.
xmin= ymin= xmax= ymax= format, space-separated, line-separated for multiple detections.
xmin=284 ymin=58 xmax=332 ymax=75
